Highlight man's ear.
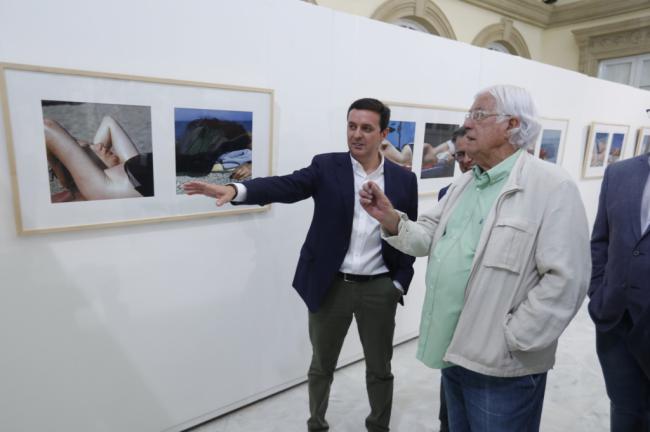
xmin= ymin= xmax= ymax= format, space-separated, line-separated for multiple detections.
xmin=380 ymin=128 xmax=389 ymax=139
xmin=507 ymin=116 xmax=521 ymax=131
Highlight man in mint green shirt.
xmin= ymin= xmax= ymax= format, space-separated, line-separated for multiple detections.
xmin=359 ymin=85 xmax=590 ymax=432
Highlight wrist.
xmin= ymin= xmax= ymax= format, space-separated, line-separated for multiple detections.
xmin=383 ymin=210 xmax=400 ymax=235
xmin=226 ymin=183 xmax=238 ymax=200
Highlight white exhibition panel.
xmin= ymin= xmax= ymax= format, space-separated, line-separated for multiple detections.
xmin=0 ymin=1 xmax=648 ymax=431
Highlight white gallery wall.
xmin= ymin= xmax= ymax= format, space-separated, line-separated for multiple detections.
xmin=0 ymin=1 xmax=648 ymax=431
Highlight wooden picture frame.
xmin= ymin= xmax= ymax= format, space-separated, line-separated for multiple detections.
xmin=529 ymin=118 xmax=569 ymax=165
xmin=635 ymin=127 xmax=650 ymax=156
xmin=386 ymin=102 xmax=466 ymax=197
xmin=0 ymin=63 xmax=274 ymax=234
xmin=582 ymin=122 xmax=629 ymax=179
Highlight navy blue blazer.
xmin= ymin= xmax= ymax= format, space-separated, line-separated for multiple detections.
xmin=589 ymin=154 xmax=650 ymax=371
xmin=241 ymin=152 xmax=418 ymax=312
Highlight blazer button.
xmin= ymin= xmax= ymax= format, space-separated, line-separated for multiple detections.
xmin=633 ymin=250 xmax=640 ymax=256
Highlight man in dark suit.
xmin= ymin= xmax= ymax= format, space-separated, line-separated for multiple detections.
xmin=589 ymin=153 xmax=650 ymax=431
xmin=184 ymin=98 xmax=418 ymax=432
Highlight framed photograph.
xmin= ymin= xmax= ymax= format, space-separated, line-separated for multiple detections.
xmin=0 ymin=63 xmax=273 ymax=234
xmin=582 ymin=122 xmax=629 ymax=179
xmin=382 ymin=120 xmax=416 ymax=170
xmin=635 ymin=127 xmax=650 ymax=156
xmin=387 ymin=102 xmax=466 ymax=196
xmin=528 ymin=118 xmax=569 ymax=165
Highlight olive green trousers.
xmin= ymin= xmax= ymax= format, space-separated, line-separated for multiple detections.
xmin=306 ymin=275 xmax=401 ymax=432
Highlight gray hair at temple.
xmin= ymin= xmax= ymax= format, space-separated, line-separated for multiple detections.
xmin=478 ymin=85 xmax=541 ymax=149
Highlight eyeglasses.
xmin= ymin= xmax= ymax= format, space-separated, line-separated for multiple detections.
xmin=465 ymin=110 xmax=511 ymax=122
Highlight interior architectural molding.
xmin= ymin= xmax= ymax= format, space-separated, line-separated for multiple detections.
xmin=371 ymin=0 xmax=456 ymax=40
xmin=461 ymin=0 xmax=650 ymax=29
xmin=573 ymin=16 xmax=650 ymax=76
xmin=472 ymin=18 xmax=531 ymax=59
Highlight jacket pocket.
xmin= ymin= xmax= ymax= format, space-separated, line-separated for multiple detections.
xmin=483 ymin=218 xmax=534 ymax=274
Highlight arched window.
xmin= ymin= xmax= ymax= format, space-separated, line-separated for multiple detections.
xmin=392 ymin=17 xmax=431 ymax=34
xmin=486 ymin=41 xmax=511 ymax=54
xmin=372 ymin=0 xmax=456 ymax=40
xmin=472 ymin=19 xmax=531 ymax=59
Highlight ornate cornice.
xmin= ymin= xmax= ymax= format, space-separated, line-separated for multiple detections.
xmin=573 ymin=16 xmax=650 ymax=76
xmin=372 ymin=0 xmax=457 ymax=39
xmin=462 ymin=0 xmax=549 ymax=27
xmin=549 ymin=0 xmax=650 ymax=28
xmin=461 ymin=0 xmax=650 ymax=29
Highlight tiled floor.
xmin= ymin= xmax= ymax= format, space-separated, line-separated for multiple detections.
xmin=192 ymin=304 xmax=608 ymax=431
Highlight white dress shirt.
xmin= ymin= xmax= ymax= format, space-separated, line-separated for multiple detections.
xmin=339 ymin=155 xmax=389 ymax=277
xmin=231 ymin=154 xmax=402 ymax=292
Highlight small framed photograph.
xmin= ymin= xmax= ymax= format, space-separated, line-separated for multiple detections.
xmin=635 ymin=127 xmax=650 ymax=156
xmin=386 ymin=102 xmax=466 ymax=197
xmin=528 ymin=118 xmax=569 ymax=165
xmin=582 ymin=122 xmax=629 ymax=179
xmin=0 ymin=63 xmax=274 ymax=234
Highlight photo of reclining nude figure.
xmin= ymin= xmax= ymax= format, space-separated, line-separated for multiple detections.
xmin=42 ymin=100 xmax=153 ymax=203
xmin=174 ymin=107 xmax=253 ymax=194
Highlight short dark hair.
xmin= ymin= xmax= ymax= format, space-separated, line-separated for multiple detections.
xmin=347 ymin=98 xmax=390 ymax=131
xmin=451 ymin=126 xmax=467 ymax=144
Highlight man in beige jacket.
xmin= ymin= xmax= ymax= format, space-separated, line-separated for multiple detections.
xmin=359 ymin=85 xmax=590 ymax=432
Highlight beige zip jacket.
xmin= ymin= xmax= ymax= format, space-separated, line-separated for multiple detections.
xmin=386 ymin=151 xmax=590 ymax=377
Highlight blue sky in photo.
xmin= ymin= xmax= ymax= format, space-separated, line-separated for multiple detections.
xmin=540 ymin=129 xmax=561 ymax=163
xmin=610 ymin=133 xmax=624 ymax=153
xmin=387 ymin=120 xmax=416 ymax=150
xmin=175 ymin=108 xmax=252 ymax=123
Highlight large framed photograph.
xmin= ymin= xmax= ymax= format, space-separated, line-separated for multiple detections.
xmin=386 ymin=102 xmax=466 ymax=196
xmin=582 ymin=122 xmax=629 ymax=179
xmin=528 ymin=118 xmax=569 ymax=165
xmin=0 ymin=63 xmax=273 ymax=234
xmin=635 ymin=127 xmax=650 ymax=156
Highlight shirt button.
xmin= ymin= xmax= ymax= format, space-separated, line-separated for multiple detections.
xmin=633 ymin=250 xmax=640 ymax=256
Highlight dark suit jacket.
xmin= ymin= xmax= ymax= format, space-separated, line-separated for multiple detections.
xmin=241 ymin=152 xmax=418 ymax=312
xmin=589 ymin=154 xmax=650 ymax=372
xmin=438 ymin=184 xmax=450 ymax=201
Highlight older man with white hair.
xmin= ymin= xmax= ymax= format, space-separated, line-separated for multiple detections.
xmin=359 ymin=85 xmax=590 ymax=431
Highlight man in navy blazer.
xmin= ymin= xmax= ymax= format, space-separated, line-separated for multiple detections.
xmin=184 ymin=98 xmax=418 ymax=432
xmin=589 ymin=153 xmax=650 ymax=431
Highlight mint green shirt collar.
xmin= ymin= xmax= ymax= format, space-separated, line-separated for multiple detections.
xmin=472 ymin=149 xmax=522 ymax=189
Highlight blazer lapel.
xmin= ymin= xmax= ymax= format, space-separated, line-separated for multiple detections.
xmin=633 ymin=157 xmax=650 ymax=241
xmin=384 ymin=159 xmax=395 ymax=202
xmin=336 ymin=153 xmax=355 ymax=225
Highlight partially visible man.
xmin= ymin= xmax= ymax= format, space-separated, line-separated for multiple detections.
xmin=589 ymin=152 xmax=650 ymax=431
xmin=436 ymin=126 xmax=475 ymax=432
xmin=184 ymin=98 xmax=418 ymax=432
xmin=359 ymin=85 xmax=590 ymax=431
xmin=438 ymin=126 xmax=474 ymax=201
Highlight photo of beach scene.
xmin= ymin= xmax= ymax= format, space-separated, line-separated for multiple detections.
xmin=175 ymin=108 xmax=253 ymax=194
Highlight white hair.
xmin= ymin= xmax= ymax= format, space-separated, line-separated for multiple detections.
xmin=477 ymin=85 xmax=541 ymax=149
